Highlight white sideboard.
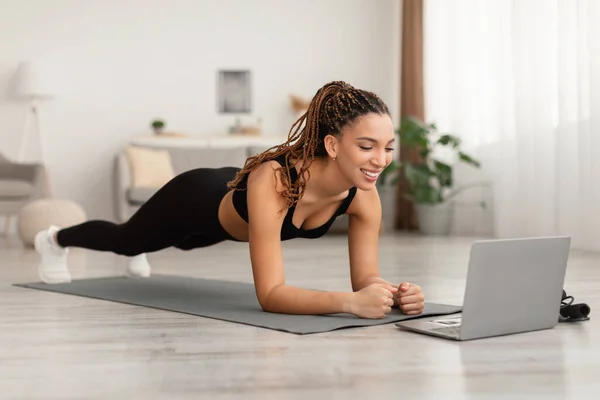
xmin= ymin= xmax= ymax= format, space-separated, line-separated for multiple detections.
xmin=129 ymin=134 xmax=288 ymax=149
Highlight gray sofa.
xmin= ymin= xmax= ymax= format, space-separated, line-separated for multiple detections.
xmin=114 ymin=144 xmax=272 ymax=222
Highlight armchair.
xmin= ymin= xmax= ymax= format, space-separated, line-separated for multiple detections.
xmin=0 ymin=152 xmax=48 ymax=235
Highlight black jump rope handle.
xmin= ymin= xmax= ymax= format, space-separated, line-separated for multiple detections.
xmin=559 ymin=289 xmax=591 ymax=322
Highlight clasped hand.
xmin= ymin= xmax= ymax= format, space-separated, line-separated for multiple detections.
xmin=350 ymin=281 xmax=425 ymax=319
xmin=393 ymin=282 xmax=425 ymax=315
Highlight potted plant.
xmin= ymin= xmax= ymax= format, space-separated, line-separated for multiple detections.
xmin=151 ymin=119 xmax=165 ymax=135
xmin=395 ymin=116 xmax=482 ymax=235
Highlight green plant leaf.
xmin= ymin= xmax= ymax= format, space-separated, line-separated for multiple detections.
xmin=437 ymin=134 xmax=461 ymax=148
xmin=413 ymin=184 xmax=442 ymax=204
xmin=401 ymin=131 xmax=429 ymax=149
xmin=151 ymin=120 xmax=165 ymax=128
xmin=405 ymin=163 xmax=433 ymax=188
xmin=398 ymin=117 xmax=430 ymax=149
xmin=458 ymin=151 xmax=481 ymax=168
xmin=433 ymin=160 xmax=452 ymax=187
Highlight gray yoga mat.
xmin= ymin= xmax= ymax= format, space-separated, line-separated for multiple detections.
xmin=14 ymin=274 xmax=462 ymax=334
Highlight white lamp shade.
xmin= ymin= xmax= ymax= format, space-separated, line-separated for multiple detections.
xmin=15 ymin=61 xmax=58 ymax=99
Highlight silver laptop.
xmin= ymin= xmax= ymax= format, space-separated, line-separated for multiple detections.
xmin=396 ymin=236 xmax=571 ymax=341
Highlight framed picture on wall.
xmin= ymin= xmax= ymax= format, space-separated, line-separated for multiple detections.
xmin=217 ymin=70 xmax=251 ymax=113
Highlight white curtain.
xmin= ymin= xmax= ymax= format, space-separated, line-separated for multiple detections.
xmin=423 ymin=0 xmax=600 ymax=251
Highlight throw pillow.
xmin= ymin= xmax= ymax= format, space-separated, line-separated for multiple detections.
xmin=125 ymin=146 xmax=176 ymax=188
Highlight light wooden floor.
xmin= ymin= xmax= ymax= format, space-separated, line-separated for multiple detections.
xmin=2 ymin=232 xmax=599 ymax=399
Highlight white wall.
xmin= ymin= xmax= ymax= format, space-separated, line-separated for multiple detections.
xmin=0 ymin=0 xmax=400 ymax=223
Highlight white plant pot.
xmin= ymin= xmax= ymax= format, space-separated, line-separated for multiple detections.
xmin=378 ymin=184 xmax=397 ymax=232
xmin=415 ymin=203 xmax=453 ymax=235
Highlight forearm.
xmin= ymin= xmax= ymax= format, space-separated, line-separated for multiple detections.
xmin=261 ymin=285 xmax=355 ymax=315
xmin=353 ymin=275 xmax=395 ymax=291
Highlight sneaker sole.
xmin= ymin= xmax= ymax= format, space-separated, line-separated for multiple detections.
xmin=39 ymin=269 xmax=72 ymax=284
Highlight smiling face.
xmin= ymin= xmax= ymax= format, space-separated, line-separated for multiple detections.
xmin=324 ymin=113 xmax=396 ymax=190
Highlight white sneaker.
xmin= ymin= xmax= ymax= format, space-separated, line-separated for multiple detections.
xmin=34 ymin=226 xmax=71 ymax=284
xmin=126 ymin=253 xmax=151 ymax=278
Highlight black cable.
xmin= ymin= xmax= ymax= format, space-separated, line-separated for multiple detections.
xmin=559 ymin=289 xmax=591 ymax=322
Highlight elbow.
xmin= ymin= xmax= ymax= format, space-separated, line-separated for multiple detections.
xmin=257 ymin=296 xmax=271 ymax=312
xmin=258 ymin=297 xmax=275 ymax=313
xmin=259 ymin=302 xmax=274 ymax=313
xmin=257 ymin=284 xmax=284 ymax=313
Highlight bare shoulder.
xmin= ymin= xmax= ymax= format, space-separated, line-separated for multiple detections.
xmin=346 ymin=186 xmax=382 ymax=220
xmin=246 ymin=159 xmax=291 ymax=223
xmin=246 ymin=159 xmax=288 ymax=194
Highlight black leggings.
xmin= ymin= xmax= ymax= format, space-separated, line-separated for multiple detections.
xmin=57 ymin=167 xmax=241 ymax=256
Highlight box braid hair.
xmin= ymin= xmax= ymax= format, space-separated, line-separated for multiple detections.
xmin=227 ymin=81 xmax=391 ymax=209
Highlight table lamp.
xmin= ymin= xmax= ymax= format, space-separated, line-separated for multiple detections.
xmin=14 ymin=60 xmax=57 ymax=163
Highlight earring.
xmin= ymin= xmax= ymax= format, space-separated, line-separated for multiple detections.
xmin=332 ymin=156 xmax=337 ymax=161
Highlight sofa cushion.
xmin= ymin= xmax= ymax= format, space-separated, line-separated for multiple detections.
xmin=125 ymin=146 xmax=176 ymax=188
xmin=126 ymin=187 xmax=159 ymax=205
xmin=0 ymin=179 xmax=34 ymax=198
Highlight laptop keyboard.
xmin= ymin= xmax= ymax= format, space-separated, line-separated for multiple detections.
xmin=432 ymin=326 xmax=461 ymax=336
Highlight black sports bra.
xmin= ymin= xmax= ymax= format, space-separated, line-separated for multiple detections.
xmin=231 ymin=155 xmax=357 ymax=241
